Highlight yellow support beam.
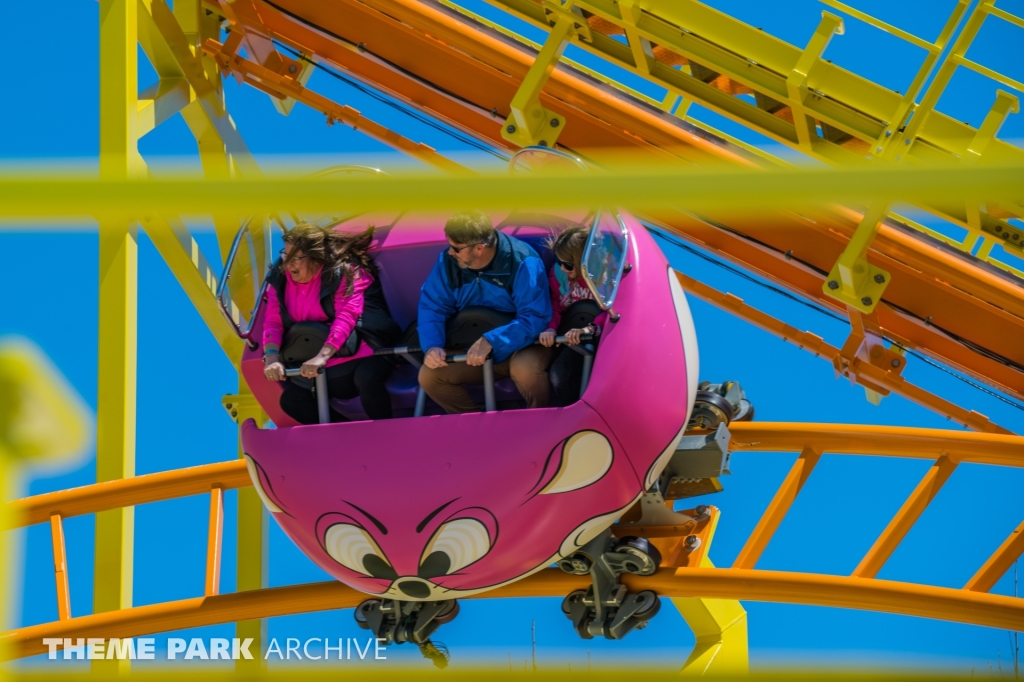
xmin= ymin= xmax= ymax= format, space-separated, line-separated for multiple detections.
xmin=136 ymin=4 xmax=270 ymax=663
xmin=479 ymin=0 xmax=1024 ymax=252
xmin=140 ymin=213 xmax=242 ymax=363
xmin=138 ymin=0 xmax=267 ymax=345
xmin=786 ymin=11 xmax=845 ymax=150
xmin=821 ymin=201 xmax=891 ymax=313
xmin=2 ymin=164 xmax=1022 ymax=219
xmin=136 ymin=78 xmax=190 ymax=138
xmin=95 ymin=1 xmax=139 ymax=675
xmin=671 ymin=507 xmax=749 ymax=676
xmin=231 ymin=378 xmax=268 ymax=674
xmin=501 ymin=0 xmax=588 ymax=147
xmin=968 ymin=90 xmax=1020 ymax=160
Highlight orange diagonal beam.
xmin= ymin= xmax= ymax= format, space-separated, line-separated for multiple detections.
xmin=964 ymin=519 xmax=1024 ymax=593
xmin=852 ymin=454 xmax=959 ymax=579
xmin=202 ymin=37 xmax=471 ymax=175
xmin=732 ymin=447 xmax=821 ymax=569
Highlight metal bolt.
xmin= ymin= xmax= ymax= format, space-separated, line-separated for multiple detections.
xmin=684 ymin=535 xmax=700 ymax=550
xmin=876 ymin=146 xmax=883 ymax=153
xmin=288 ymin=64 xmax=297 ymax=74
xmin=904 ymin=139 xmax=911 ymax=146
xmin=827 ymin=280 xmax=839 ymax=290
xmin=885 ymin=130 xmax=892 ymax=137
xmin=539 ymin=140 xmax=548 ymax=147
xmin=873 ymin=274 xmax=885 ymax=284
xmin=550 ymin=118 xmax=560 ymax=127
xmin=357 ymin=42 xmax=366 ymax=52
xmin=891 ymin=358 xmax=901 ymax=368
xmin=506 ymin=124 xmax=517 ymax=134
xmin=231 ymin=410 xmax=238 ymax=418
xmin=695 ymin=504 xmax=709 ymax=517
xmin=861 ymin=296 xmax=873 ymax=306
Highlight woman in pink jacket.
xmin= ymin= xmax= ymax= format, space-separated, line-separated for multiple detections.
xmin=262 ymin=223 xmax=401 ymax=424
xmin=539 ymin=224 xmax=606 ymax=406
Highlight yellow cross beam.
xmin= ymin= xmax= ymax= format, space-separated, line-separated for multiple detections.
xmin=0 ymin=164 xmax=1020 ymax=220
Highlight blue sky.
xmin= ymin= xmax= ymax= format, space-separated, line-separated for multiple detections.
xmin=1 ymin=0 xmax=1023 ymax=673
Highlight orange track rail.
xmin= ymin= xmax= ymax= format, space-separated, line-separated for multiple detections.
xmin=5 ymin=568 xmax=1023 ymax=660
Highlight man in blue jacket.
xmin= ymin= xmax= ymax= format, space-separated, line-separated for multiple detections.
xmin=418 ymin=210 xmax=553 ymax=413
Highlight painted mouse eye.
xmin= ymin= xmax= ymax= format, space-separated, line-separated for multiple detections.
xmin=420 ymin=519 xmax=491 ymax=578
xmin=324 ymin=523 xmax=397 ymax=580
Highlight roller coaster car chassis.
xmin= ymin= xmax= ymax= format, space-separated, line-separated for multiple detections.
xmin=559 ymin=529 xmax=663 ymax=639
xmin=354 ymin=598 xmax=459 ymax=668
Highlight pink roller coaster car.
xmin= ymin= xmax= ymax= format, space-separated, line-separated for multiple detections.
xmin=222 ymin=158 xmax=702 ymax=659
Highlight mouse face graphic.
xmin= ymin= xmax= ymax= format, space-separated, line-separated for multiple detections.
xmin=241 ymin=411 xmax=647 ymax=599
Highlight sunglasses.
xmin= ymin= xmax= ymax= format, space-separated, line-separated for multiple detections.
xmin=279 ymin=248 xmax=309 ymax=263
xmin=448 ymin=242 xmax=480 ymax=254
xmin=557 ymin=259 xmax=575 ymax=270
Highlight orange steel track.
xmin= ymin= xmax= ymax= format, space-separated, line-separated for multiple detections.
xmin=5 ymin=569 xmax=1023 ymax=660
xmin=5 ymin=422 xmax=1024 ymax=660
xmin=207 ymin=0 xmax=1024 ymax=402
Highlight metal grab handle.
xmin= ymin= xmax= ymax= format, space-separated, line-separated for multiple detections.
xmin=414 ymin=354 xmax=497 ymax=415
xmin=284 ymin=367 xmax=330 ymax=424
xmin=579 ymin=344 xmax=595 ymax=399
xmin=372 ymin=332 xmax=596 ymax=358
xmin=442 ymin=354 xmax=497 ymax=412
xmin=482 ymin=357 xmax=496 ymax=412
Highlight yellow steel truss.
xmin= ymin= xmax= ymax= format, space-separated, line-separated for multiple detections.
xmin=95 ymin=0 xmax=139 ymax=674
xmin=98 ymin=0 xmax=274 ymax=668
xmin=1 ymin=164 xmax=1021 ymax=220
xmin=470 ymin=0 xmax=1024 ymax=273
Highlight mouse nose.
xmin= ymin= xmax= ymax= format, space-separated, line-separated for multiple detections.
xmin=397 ymin=579 xmax=431 ymax=599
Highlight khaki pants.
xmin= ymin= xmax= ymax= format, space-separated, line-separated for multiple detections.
xmin=418 ymin=346 xmax=553 ymax=414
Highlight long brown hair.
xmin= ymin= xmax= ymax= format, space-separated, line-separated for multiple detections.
xmin=281 ymin=222 xmax=377 ymax=295
xmin=548 ymin=224 xmax=589 ymax=276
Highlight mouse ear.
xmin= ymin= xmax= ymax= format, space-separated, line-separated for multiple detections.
xmin=244 ymin=454 xmax=284 ymax=513
xmin=540 ymin=431 xmax=613 ymax=495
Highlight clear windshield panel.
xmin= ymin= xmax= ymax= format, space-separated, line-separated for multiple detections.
xmin=508 ymin=147 xmax=591 ymax=225
xmin=219 ymin=215 xmax=277 ymax=338
xmin=293 ymin=166 xmax=391 ymax=229
xmin=508 ymin=146 xmax=587 ymax=174
xmin=581 ymin=211 xmax=629 ymax=309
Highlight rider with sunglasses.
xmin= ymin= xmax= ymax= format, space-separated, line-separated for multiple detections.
xmin=539 ymin=224 xmax=606 ymax=406
xmin=417 ymin=210 xmax=553 ymax=413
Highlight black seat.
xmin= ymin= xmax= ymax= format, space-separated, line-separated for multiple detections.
xmin=446 ymin=306 xmax=515 ymax=350
xmin=556 ymin=299 xmax=602 ymax=335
